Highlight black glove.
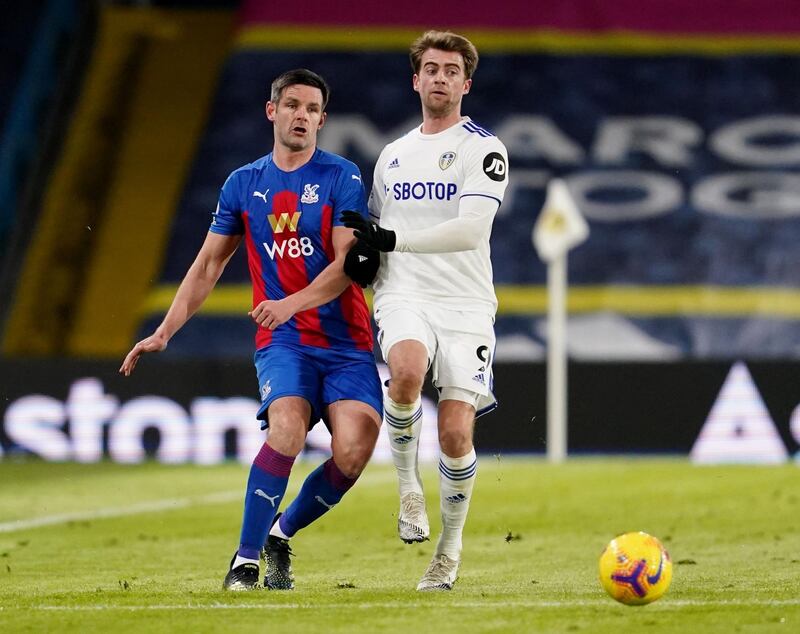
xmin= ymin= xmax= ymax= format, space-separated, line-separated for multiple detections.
xmin=344 ymin=239 xmax=380 ymax=287
xmin=341 ymin=210 xmax=396 ymax=252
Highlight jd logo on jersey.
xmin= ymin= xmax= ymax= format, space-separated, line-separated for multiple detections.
xmin=268 ymin=212 xmax=301 ymax=233
xmin=482 ymin=152 xmax=507 ymax=182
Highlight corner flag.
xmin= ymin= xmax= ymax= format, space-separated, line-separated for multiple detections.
xmin=533 ymin=178 xmax=589 ymax=262
xmin=532 ymin=178 xmax=589 ymax=463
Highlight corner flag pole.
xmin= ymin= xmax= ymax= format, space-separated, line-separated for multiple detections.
xmin=532 ymin=179 xmax=589 ymax=464
xmin=546 ymin=251 xmax=568 ymax=463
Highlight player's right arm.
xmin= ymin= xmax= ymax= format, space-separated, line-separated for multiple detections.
xmin=367 ymin=146 xmax=389 ymax=220
xmin=119 ymin=231 xmax=241 ymax=376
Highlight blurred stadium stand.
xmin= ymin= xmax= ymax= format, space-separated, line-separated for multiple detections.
xmin=2 ymin=1 xmax=800 ymax=463
xmin=2 ymin=0 xmax=800 ymax=361
xmin=0 ymin=0 xmax=87 ymax=280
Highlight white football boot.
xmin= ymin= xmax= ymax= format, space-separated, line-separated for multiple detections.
xmin=417 ymin=553 xmax=459 ymax=591
xmin=398 ymin=491 xmax=430 ymax=543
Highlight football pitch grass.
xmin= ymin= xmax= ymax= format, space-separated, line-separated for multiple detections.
xmin=0 ymin=457 xmax=798 ymax=633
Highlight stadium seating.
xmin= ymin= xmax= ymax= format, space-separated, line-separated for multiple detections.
xmin=147 ymin=45 xmax=800 ymax=360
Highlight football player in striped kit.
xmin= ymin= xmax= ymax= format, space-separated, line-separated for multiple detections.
xmin=121 ymin=69 xmax=383 ymax=591
xmin=344 ymin=31 xmax=509 ymax=590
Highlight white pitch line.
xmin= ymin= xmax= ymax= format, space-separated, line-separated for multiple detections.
xmin=0 ymin=490 xmax=242 ymax=534
xmin=4 ymin=599 xmax=799 ymax=611
xmin=0 ymin=469 xmax=400 ymax=535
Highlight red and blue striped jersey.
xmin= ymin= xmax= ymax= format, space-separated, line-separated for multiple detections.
xmin=210 ymin=149 xmax=373 ymax=352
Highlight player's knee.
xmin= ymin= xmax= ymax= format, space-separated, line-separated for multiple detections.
xmin=334 ymin=454 xmax=368 ymax=479
xmin=264 ymin=418 xmax=307 ymax=456
xmin=438 ymin=427 xmax=472 ymax=457
xmin=388 ymin=367 xmax=424 ymax=402
xmin=332 ymin=443 xmax=373 ymax=478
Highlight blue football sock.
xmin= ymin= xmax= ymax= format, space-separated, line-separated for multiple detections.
xmin=237 ymin=442 xmax=295 ymax=559
xmin=277 ymin=458 xmax=357 ymax=538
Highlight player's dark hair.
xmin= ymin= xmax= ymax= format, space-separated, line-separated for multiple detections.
xmin=270 ymin=69 xmax=330 ymax=110
xmin=410 ymin=30 xmax=479 ymax=79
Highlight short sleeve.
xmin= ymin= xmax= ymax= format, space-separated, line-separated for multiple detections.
xmin=368 ymin=147 xmax=388 ymax=221
xmin=461 ymin=136 xmax=510 ymax=206
xmin=332 ymin=162 xmax=368 ymax=226
xmin=209 ymin=171 xmax=244 ymax=235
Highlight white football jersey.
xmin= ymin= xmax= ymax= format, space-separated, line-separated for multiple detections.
xmin=369 ymin=117 xmax=509 ymax=315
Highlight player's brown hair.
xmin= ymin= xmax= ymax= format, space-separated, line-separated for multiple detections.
xmin=409 ymin=30 xmax=479 ymax=79
xmin=270 ymin=68 xmax=330 ymax=110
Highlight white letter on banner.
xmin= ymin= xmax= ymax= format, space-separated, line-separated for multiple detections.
xmin=690 ymin=362 xmax=788 ymax=464
xmin=790 ymin=402 xmax=800 ymax=464
xmin=711 ymin=116 xmax=800 ymax=166
xmin=497 ymin=116 xmax=585 ymax=164
xmin=5 ymin=396 xmax=70 ymax=460
xmin=693 ymin=172 xmax=800 ymax=219
xmin=66 ymin=378 xmax=119 ymax=463
xmin=109 ymin=397 xmax=191 ymax=464
xmin=191 ymin=397 xmax=262 ymax=465
xmin=319 ymin=115 xmax=412 ymax=159
xmin=566 ymin=171 xmax=681 ymax=221
xmin=593 ymin=116 xmax=702 ymax=167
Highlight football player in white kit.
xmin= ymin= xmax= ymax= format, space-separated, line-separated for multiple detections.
xmin=343 ymin=30 xmax=509 ymax=591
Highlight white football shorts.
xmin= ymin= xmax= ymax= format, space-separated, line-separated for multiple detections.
xmin=374 ymin=302 xmax=497 ymax=417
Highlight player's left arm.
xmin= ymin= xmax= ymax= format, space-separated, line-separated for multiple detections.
xmin=343 ymin=139 xmax=509 ymax=253
xmin=249 ymin=227 xmax=356 ymax=330
xmin=395 ymin=195 xmax=498 ymax=252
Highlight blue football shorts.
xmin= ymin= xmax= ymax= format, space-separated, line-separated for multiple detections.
xmin=253 ymin=343 xmax=383 ymax=429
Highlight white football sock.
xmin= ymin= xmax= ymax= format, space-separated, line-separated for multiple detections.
xmin=384 ymin=395 xmax=424 ymax=496
xmin=233 ymin=553 xmax=259 ymax=569
xmin=269 ymin=517 xmax=291 ymax=540
xmin=435 ymin=447 xmax=477 ymax=560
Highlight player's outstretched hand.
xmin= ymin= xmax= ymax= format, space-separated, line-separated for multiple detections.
xmin=119 ymin=333 xmax=169 ymax=376
xmin=341 ymin=211 xmax=397 ymax=252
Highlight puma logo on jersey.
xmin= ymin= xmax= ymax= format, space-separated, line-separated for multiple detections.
xmin=253 ymin=190 xmax=270 ymax=203
xmin=301 ymin=183 xmax=320 ymax=203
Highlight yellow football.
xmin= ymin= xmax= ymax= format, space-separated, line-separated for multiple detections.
xmin=598 ymin=531 xmax=673 ymax=605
